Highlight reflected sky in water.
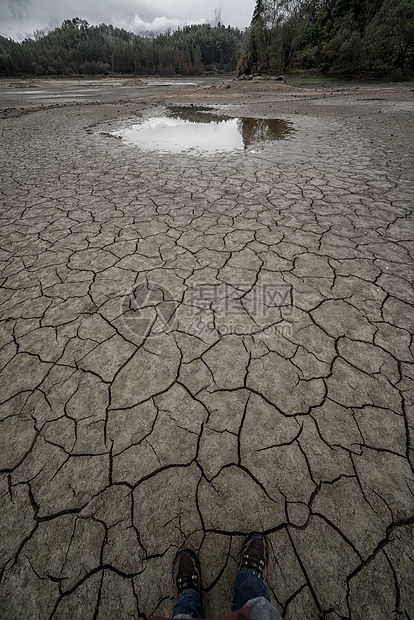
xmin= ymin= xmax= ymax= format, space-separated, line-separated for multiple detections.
xmin=116 ymin=106 xmax=295 ymax=155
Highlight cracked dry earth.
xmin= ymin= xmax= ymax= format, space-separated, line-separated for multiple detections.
xmin=0 ymin=78 xmax=413 ymax=620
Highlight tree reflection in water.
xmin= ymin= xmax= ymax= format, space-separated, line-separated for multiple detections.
xmin=237 ymin=118 xmax=293 ymax=148
xmin=168 ymin=106 xmax=232 ymax=124
xmin=167 ymin=106 xmax=294 ymax=149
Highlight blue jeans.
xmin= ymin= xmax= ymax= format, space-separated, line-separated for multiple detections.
xmin=172 ymin=568 xmax=283 ymax=620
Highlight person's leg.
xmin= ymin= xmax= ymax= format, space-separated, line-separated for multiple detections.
xmin=231 ymin=533 xmax=284 ymax=620
xmin=244 ymin=596 xmax=284 ymax=620
xmin=172 ymin=550 xmax=206 ymax=619
xmin=172 ymin=589 xmax=206 ymax=619
xmin=231 ymin=567 xmax=271 ymax=609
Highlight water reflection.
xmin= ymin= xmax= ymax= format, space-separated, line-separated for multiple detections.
xmin=116 ymin=106 xmax=294 ymax=155
xmin=237 ymin=117 xmax=293 ymax=147
xmin=168 ymin=106 xmax=293 ymax=147
xmin=168 ymin=105 xmax=233 ymax=124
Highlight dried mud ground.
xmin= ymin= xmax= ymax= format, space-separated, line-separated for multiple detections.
xmin=0 ymin=77 xmax=413 ymax=620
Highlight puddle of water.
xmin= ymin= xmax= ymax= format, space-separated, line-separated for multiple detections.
xmin=115 ymin=106 xmax=294 ymax=155
xmin=2 ymin=89 xmax=100 ymax=98
xmin=5 ymin=90 xmax=47 ymax=95
xmin=50 ymin=80 xmax=116 ymax=86
xmin=147 ymin=81 xmax=199 ymax=86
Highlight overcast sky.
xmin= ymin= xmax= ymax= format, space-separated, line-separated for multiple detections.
xmin=0 ymin=0 xmax=256 ymax=41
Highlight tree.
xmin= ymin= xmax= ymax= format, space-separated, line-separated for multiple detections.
xmin=241 ymin=0 xmax=414 ymax=77
xmin=363 ymin=0 xmax=414 ymax=72
xmin=243 ymin=0 xmax=321 ymax=73
xmin=0 ymin=19 xmax=244 ymax=77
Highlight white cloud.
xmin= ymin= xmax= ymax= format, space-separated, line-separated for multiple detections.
xmin=0 ymin=0 xmax=256 ymax=42
xmin=131 ymin=14 xmax=207 ymax=34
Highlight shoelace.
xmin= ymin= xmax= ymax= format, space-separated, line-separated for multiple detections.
xmin=242 ymin=553 xmax=265 ymax=576
xmin=177 ymin=573 xmax=198 ymax=593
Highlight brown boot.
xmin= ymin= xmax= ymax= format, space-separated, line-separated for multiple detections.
xmin=241 ymin=532 xmax=269 ymax=580
xmin=173 ymin=549 xmax=202 ymax=598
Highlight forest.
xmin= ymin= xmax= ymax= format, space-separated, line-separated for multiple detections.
xmin=242 ymin=0 xmax=414 ymax=78
xmin=0 ymin=19 xmax=244 ymax=77
xmin=0 ymin=0 xmax=413 ymax=78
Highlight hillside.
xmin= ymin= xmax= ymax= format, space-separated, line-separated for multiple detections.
xmin=1 ymin=1 xmax=413 ymax=79
xmin=241 ymin=0 xmax=414 ymax=78
xmin=0 ymin=18 xmax=244 ymax=76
